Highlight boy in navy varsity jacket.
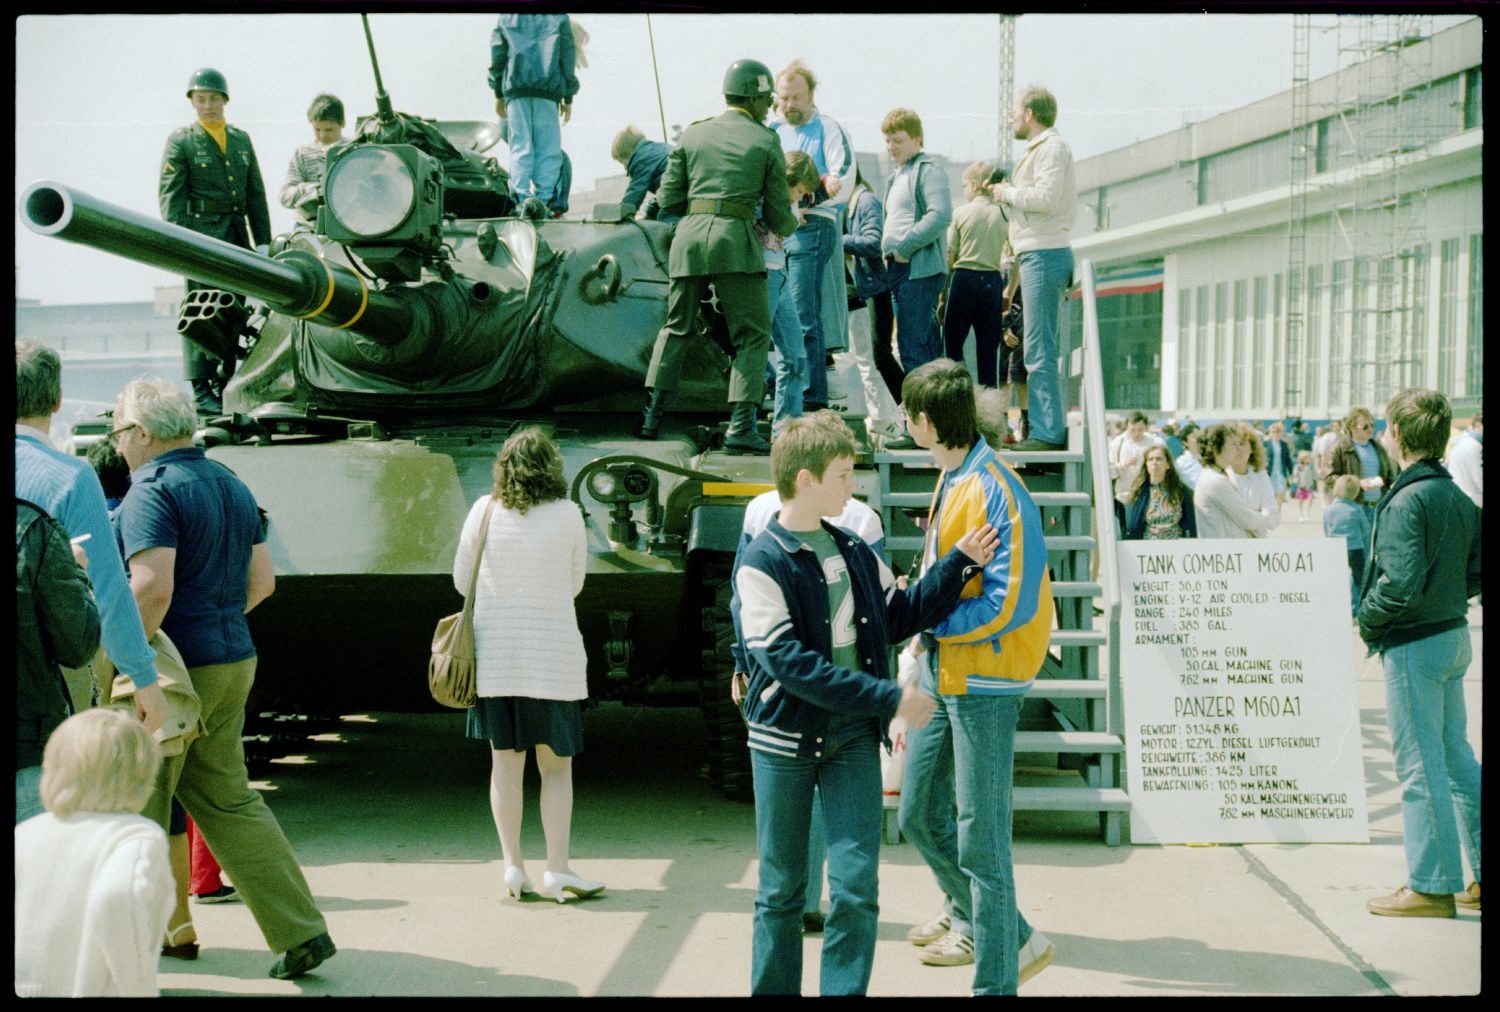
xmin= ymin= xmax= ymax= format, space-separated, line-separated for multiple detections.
xmin=734 ymin=415 xmax=997 ymax=995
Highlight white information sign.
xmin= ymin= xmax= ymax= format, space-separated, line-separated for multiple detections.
xmin=1118 ymin=539 xmax=1369 ymax=845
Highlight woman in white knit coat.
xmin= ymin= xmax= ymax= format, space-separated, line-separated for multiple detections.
xmin=452 ymin=427 xmax=604 ymax=904
xmin=15 ymin=708 xmax=174 ymax=997
xmin=1193 ymin=423 xmax=1278 ymax=539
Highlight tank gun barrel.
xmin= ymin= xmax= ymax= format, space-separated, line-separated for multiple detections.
xmin=21 ymin=182 xmax=411 ymax=345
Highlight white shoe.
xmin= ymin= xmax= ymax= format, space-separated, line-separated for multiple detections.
xmin=541 ymin=869 xmax=605 ymax=903
xmin=503 ymin=865 xmax=534 ymax=900
xmin=1018 ymin=928 xmax=1055 ymax=986
xmin=906 ymin=912 xmax=952 ymax=947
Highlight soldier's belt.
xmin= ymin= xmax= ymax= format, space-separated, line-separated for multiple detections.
xmin=686 ymin=198 xmax=755 ymax=221
xmin=188 ymin=198 xmax=244 ymax=215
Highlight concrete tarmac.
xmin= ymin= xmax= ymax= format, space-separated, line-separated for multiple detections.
xmin=159 ymin=507 xmax=1482 ymax=997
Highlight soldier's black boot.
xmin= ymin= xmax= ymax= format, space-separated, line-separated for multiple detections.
xmin=191 ymin=379 xmax=222 ymax=416
xmin=724 ymin=402 xmax=771 ymax=455
xmin=638 ymin=387 xmax=669 ymax=440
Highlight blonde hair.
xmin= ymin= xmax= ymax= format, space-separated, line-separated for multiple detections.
xmin=1331 ymin=474 xmax=1363 ymax=503
xmin=611 ymin=125 xmax=644 ymax=165
xmin=1297 ymin=449 xmax=1313 ymax=464
xmin=962 ymin=160 xmax=996 ymax=200
xmin=40 ymin=708 xmax=161 ymax=818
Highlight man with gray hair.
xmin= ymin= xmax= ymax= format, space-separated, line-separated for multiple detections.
xmin=15 ymin=340 xmax=165 ymax=822
xmin=111 ymin=378 xmax=335 ymax=980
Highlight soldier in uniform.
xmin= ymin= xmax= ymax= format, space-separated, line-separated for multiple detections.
xmin=159 ymin=68 xmax=272 ymax=415
xmin=639 ymin=59 xmax=799 ymax=455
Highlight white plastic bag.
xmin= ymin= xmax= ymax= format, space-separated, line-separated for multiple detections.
xmin=882 ymin=649 xmax=924 ymax=808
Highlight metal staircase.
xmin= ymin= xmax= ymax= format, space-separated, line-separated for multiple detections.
xmin=872 ymin=259 xmax=1129 ymax=845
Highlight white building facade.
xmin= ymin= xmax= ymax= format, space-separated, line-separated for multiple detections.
xmin=1072 ymin=16 xmax=1482 ymax=422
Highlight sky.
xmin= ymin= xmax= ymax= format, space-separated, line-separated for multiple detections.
xmin=13 ymin=11 xmax=1474 ymax=306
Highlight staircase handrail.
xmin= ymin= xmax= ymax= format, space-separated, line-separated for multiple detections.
xmin=1076 ymin=259 xmax=1125 ymax=738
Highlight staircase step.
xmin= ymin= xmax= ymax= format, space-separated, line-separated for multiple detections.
xmin=1015 ymin=731 xmax=1123 ymax=754
xmin=1014 ymin=786 xmax=1131 ymax=812
xmin=882 ymin=491 xmax=936 ymax=508
xmin=874 ymin=449 xmax=938 ymax=466
xmin=998 ymin=448 xmax=1084 ymax=464
xmin=1032 ymin=491 xmax=1093 ymax=508
xmin=1045 ymin=535 xmax=1096 ymax=552
xmin=1027 ymin=680 xmax=1107 ymax=699
xmin=1051 ymin=581 xmax=1102 ymax=598
xmin=1050 ymin=629 xmax=1107 ymax=648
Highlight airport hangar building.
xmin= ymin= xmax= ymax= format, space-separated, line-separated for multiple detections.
xmin=1068 ymin=15 xmax=1481 ymax=424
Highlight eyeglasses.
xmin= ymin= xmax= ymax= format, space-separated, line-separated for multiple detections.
xmin=108 ymin=422 xmax=137 ymax=443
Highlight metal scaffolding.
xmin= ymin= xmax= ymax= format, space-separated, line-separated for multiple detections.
xmin=1325 ymin=14 xmax=1437 ymax=411
xmin=998 ymin=14 xmax=1017 ymax=168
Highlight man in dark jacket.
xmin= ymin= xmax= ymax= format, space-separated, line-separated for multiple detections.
xmin=1357 ymin=387 xmax=1482 ymax=919
xmin=489 ymin=13 xmax=579 ymax=214
xmin=15 ymin=498 xmax=101 ymax=822
xmin=160 ymin=67 xmax=272 ymax=415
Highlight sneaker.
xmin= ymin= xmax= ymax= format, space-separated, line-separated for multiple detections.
xmin=1018 ymin=929 xmax=1056 ymax=986
xmin=882 ymin=433 xmax=919 ymax=451
xmin=919 ymin=929 xmax=975 ymax=966
xmin=1456 ymin=881 xmax=1481 ymax=910
xmin=906 ymin=912 xmax=951 ymax=946
xmin=193 ymin=885 xmax=239 ymax=904
xmin=801 ymin=910 xmax=826 ymax=934
xmin=268 ymin=931 xmax=337 ymax=980
xmin=1366 ymin=885 xmax=1456 ymax=918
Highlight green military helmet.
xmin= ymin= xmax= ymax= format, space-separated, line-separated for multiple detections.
xmin=722 ymin=59 xmax=773 ymax=99
xmin=186 ymin=67 xmax=229 ymax=99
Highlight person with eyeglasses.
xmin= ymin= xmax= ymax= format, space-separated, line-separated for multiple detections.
xmin=1326 ymin=407 xmax=1398 ymax=525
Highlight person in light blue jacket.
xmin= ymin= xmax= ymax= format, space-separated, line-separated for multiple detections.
xmin=1323 ymin=474 xmax=1371 ymax=617
xmin=488 ymin=14 xmax=579 ymax=213
xmin=879 ymin=108 xmax=952 ymax=376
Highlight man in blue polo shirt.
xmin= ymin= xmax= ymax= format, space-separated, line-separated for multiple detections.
xmin=113 ymin=377 xmax=335 ymax=981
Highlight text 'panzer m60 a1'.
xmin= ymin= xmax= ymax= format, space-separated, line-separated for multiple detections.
xmin=19 ymin=24 xmax=882 ymax=800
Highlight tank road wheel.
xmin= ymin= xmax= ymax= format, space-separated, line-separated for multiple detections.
xmin=700 ymin=555 xmax=752 ymax=801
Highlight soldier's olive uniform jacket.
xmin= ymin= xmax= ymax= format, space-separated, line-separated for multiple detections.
xmin=657 ymin=109 xmax=798 ymax=277
xmin=159 ymin=123 xmax=272 ymax=249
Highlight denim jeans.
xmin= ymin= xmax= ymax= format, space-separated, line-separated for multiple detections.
xmin=1017 ymin=247 xmax=1075 ymax=445
xmin=766 ymin=265 xmax=805 ymax=433
xmin=15 ymin=765 xmax=44 ymax=824
xmin=898 ymin=658 xmax=1030 ymax=995
xmin=750 ymin=716 xmax=883 ymax=996
xmin=786 ymin=215 xmax=838 ymax=406
xmin=1382 ymin=628 xmax=1482 ymax=894
xmin=886 ymin=260 xmax=943 ymax=375
xmin=506 ymin=97 xmax=564 ymax=209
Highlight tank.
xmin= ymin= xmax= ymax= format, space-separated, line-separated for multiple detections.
xmin=17 ymin=32 xmax=880 ymax=800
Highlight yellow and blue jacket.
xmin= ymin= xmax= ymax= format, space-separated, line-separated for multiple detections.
xmin=923 ymin=439 xmax=1054 ymax=695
